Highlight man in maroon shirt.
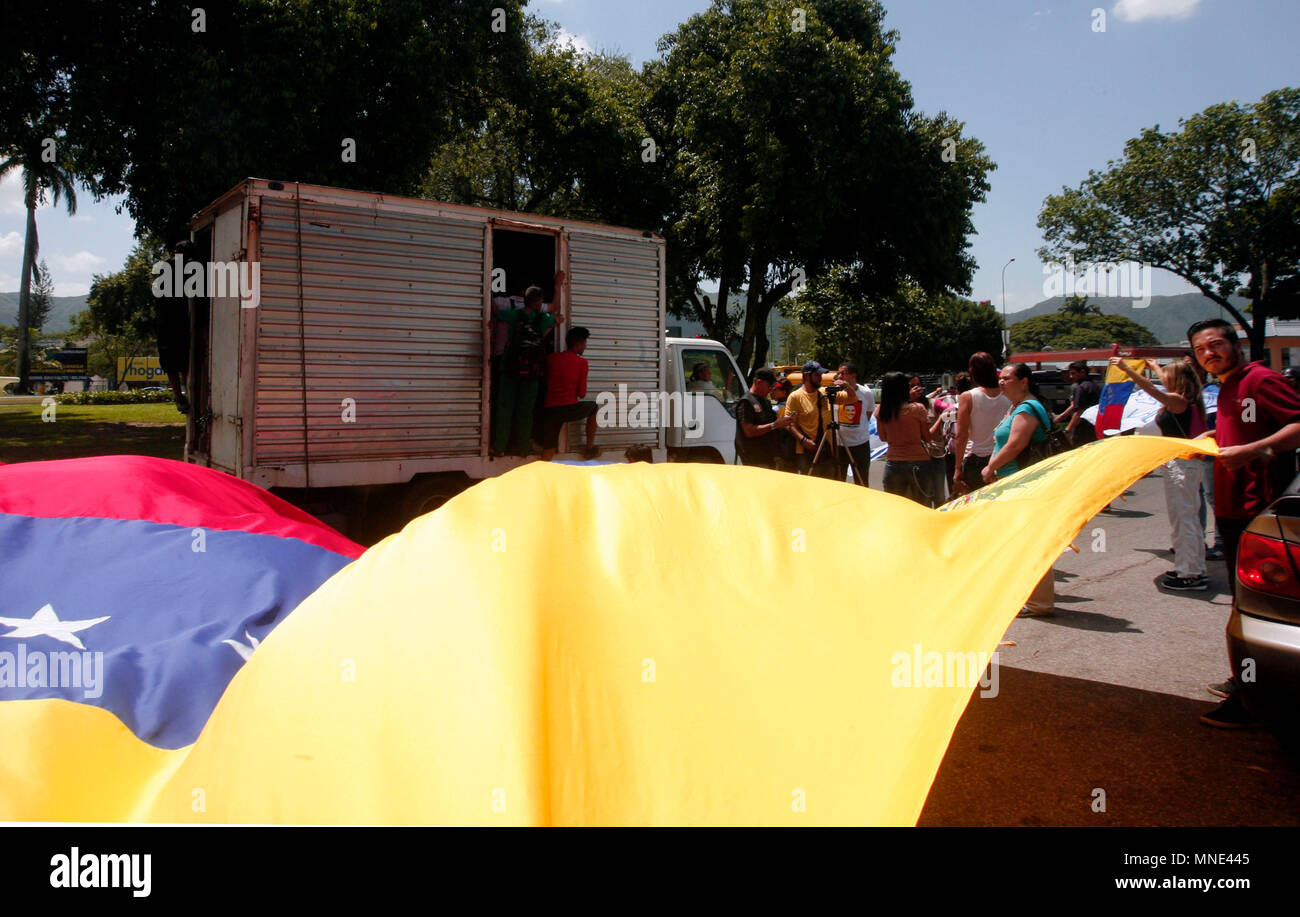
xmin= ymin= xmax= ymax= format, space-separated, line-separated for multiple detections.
xmin=539 ymin=326 xmax=601 ymax=461
xmin=1189 ymin=318 xmax=1300 ymax=727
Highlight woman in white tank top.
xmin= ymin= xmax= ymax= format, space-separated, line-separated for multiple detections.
xmin=950 ymin=352 xmax=1011 ymax=494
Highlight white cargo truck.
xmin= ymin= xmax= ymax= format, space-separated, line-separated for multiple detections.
xmin=184 ymin=179 xmax=744 ymax=539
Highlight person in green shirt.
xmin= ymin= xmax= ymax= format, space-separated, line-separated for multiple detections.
xmin=491 ymin=285 xmax=556 ymax=456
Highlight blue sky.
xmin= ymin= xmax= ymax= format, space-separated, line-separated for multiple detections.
xmin=3 ymin=0 xmax=1297 ymax=316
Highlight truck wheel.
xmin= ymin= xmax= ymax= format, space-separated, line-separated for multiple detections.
xmin=401 ymin=474 xmax=471 ymax=523
xmin=667 ymin=447 xmax=725 ymax=464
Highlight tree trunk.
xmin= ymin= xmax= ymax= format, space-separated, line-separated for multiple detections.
xmin=1253 ymin=260 xmax=1271 ymax=365
xmin=749 ymin=279 xmax=795 ymax=376
xmin=738 ymin=255 xmax=767 ymax=375
xmin=753 ymin=327 xmax=770 ymax=371
xmin=1250 ymin=304 xmax=1267 ymax=365
xmin=15 ymin=199 xmax=37 ymax=394
xmin=713 ymin=267 xmax=733 ymax=343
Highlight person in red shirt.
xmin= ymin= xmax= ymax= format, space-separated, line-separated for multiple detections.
xmin=539 ymin=326 xmax=601 ymax=461
xmin=1189 ymin=318 xmax=1300 ymax=727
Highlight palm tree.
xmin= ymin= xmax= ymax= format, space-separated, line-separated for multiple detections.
xmin=1059 ymin=295 xmax=1101 ymax=318
xmin=0 ymin=131 xmax=78 ymax=393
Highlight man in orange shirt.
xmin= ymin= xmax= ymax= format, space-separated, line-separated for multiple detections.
xmin=539 ymin=327 xmax=601 ymax=461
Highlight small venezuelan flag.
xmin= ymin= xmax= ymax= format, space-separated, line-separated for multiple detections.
xmin=1095 ymin=359 xmax=1149 ymax=436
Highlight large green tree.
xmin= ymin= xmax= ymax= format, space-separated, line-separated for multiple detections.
xmin=423 ymin=24 xmax=667 ymax=230
xmin=11 ymin=0 xmax=529 ymax=243
xmin=646 ymin=0 xmax=993 ymax=374
xmin=1039 ymin=88 xmax=1300 ymax=360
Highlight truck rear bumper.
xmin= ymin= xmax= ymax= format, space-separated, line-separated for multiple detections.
xmin=238 ymin=451 xmax=663 ymax=488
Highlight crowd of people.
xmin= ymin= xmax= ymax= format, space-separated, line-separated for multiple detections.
xmin=492 ymin=299 xmax=1300 ymax=729
xmin=737 ymin=354 xmax=1016 ymax=507
xmin=737 ymin=319 xmax=1300 ymax=730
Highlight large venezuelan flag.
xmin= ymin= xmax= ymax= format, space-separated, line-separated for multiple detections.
xmin=0 ymin=456 xmax=362 ymax=812
xmin=1 ymin=439 xmax=1214 ymax=825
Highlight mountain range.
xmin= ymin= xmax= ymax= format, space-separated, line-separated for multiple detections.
xmin=0 ymin=292 xmax=90 ymax=336
xmin=1005 ymin=292 xmax=1248 ymax=345
xmin=1 ymin=289 xmax=1246 ymax=345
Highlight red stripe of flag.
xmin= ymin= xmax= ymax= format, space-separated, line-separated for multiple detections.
xmin=0 ymin=456 xmax=363 ymax=558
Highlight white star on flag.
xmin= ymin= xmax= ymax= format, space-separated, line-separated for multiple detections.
xmin=0 ymin=604 xmax=111 ymax=650
xmin=222 ymin=631 xmax=260 ymax=662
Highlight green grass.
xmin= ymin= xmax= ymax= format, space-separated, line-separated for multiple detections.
xmin=0 ymin=401 xmax=187 ymax=463
xmin=0 ymin=402 xmax=187 ymax=423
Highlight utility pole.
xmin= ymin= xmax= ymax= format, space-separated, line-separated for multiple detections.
xmin=1001 ymin=257 xmax=1016 ymax=359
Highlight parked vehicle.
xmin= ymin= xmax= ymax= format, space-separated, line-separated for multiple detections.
xmin=1227 ymin=473 xmax=1300 ymax=748
xmin=184 ymin=179 xmax=743 ymax=539
xmin=1030 ymin=370 xmax=1072 ymax=416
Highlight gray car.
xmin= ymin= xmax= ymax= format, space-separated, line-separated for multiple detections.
xmin=1227 ymin=473 xmax=1300 ymax=748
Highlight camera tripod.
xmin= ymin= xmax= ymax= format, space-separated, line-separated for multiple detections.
xmin=804 ymin=390 xmax=867 ymax=484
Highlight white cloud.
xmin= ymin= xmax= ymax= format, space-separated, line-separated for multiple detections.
xmin=0 ymin=231 xmax=23 ymax=259
xmin=553 ymin=26 xmax=593 ymax=55
xmin=55 ymin=280 xmax=90 ymax=297
xmin=0 ymin=168 xmax=69 ymax=215
xmin=50 ymin=251 xmax=106 ymax=273
xmin=0 ymin=171 xmax=29 ymax=215
xmin=1112 ymin=0 xmax=1201 ymax=22
xmin=0 ymin=271 xmax=19 ymax=291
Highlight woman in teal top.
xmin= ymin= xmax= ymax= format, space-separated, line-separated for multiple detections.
xmin=983 ymin=363 xmax=1051 ymax=481
xmin=981 ymin=362 xmax=1056 ymax=617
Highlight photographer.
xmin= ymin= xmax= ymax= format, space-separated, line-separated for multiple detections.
xmin=784 ymin=362 xmax=842 ymax=478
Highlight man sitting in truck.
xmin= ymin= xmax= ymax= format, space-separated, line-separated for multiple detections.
xmin=539 ymin=327 xmax=600 ymax=461
xmin=491 ymin=285 xmax=556 ymax=457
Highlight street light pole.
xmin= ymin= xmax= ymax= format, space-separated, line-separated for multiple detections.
xmin=1001 ymin=257 xmax=1016 ymax=359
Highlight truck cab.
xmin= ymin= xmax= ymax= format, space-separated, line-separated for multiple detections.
xmin=664 ymin=337 xmax=746 ymax=465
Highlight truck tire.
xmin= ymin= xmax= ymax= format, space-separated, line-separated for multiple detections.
xmin=667 ymin=446 xmax=725 ymax=464
xmin=400 ymin=474 xmax=471 ymax=523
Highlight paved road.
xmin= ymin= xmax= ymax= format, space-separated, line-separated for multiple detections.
xmin=876 ymin=464 xmax=1300 ymax=826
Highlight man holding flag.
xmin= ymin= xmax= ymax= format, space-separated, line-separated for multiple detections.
xmin=1188 ymin=319 xmax=1300 ymax=728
